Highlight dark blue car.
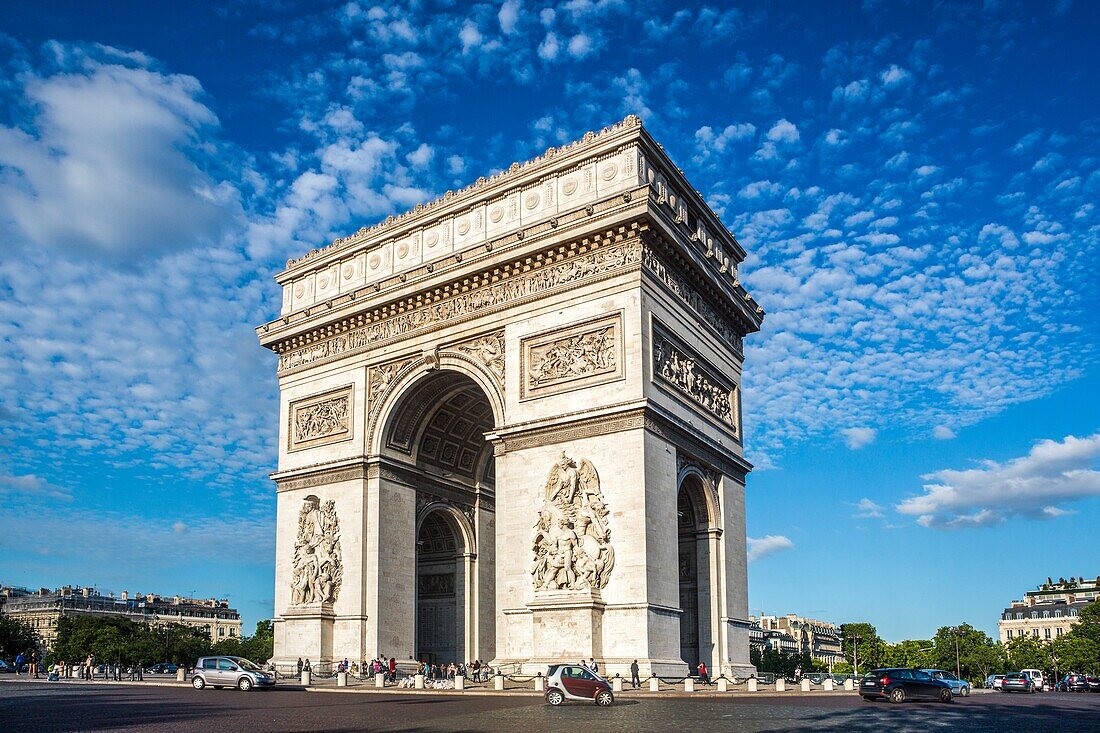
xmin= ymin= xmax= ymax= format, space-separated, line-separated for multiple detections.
xmin=860 ymin=668 xmax=954 ymax=704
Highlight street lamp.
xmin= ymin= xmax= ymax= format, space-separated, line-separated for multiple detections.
xmin=849 ymin=634 xmax=863 ymax=676
xmin=952 ymin=627 xmax=962 ymax=680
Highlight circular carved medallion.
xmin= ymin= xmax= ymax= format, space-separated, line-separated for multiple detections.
xmin=369 ymin=254 xmax=381 ymax=269
xmin=397 ymin=242 xmax=409 ymax=258
xmin=425 ymin=232 xmax=439 ymax=247
xmin=489 ymin=205 xmax=504 ymax=223
xmin=342 ymin=264 xmax=354 ymax=280
xmin=457 ymin=219 xmax=471 ymax=236
xmin=525 ymin=192 xmax=540 ymax=210
xmin=601 ymin=163 xmax=618 ymax=181
xmin=293 ymin=284 xmax=304 ymax=298
xmin=562 ymin=177 xmax=578 ymax=196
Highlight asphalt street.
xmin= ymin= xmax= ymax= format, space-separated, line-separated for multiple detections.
xmin=1 ymin=681 xmax=1097 ymax=733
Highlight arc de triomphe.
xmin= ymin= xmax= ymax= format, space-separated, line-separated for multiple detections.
xmin=256 ymin=116 xmax=764 ymax=678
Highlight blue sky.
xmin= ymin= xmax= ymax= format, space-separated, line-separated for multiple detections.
xmin=0 ymin=1 xmax=1097 ymax=642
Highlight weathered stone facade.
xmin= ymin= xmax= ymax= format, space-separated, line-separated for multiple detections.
xmin=257 ymin=116 xmax=764 ymax=677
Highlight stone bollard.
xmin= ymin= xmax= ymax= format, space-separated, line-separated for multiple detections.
xmin=613 ymin=675 xmax=623 ymax=692
xmin=376 ymin=673 xmax=385 ymax=688
xmin=337 ymin=671 xmax=348 ymax=687
xmin=684 ymin=677 xmax=695 ymax=692
xmin=534 ymin=674 xmax=545 ymax=692
xmin=748 ymin=678 xmax=758 ymax=692
xmin=775 ymin=679 xmax=785 ymax=692
xmin=176 ymin=668 xmax=186 ymax=683
xmin=455 ymin=675 xmax=464 ymax=690
xmin=649 ymin=677 xmax=660 ymax=692
xmin=801 ymin=678 xmax=811 ymax=692
xmin=718 ymin=677 xmax=729 ymax=692
xmin=843 ymin=678 xmax=854 ymax=691
xmin=414 ymin=674 xmax=425 ymax=689
xmin=494 ymin=673 xmax=504 ymax=691
xmin=301 ymin=669 xmax=311 ymax=686
xmin=824 ymin=679 xmax=835 ymax=691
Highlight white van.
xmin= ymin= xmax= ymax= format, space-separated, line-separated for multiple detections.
xmin=1020 ymin=669 xmax=1046 ymax=691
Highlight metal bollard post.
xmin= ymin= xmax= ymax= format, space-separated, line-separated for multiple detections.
xmin=748 ymin=678 xmax=758 ymax=692
xmin=337 ymin=671 xmax=348 ymax=687
xmin=649 ymin=677 xmax=660 ymax=692
xmin=843 ymin=678 xmax=854 ymax=691
xmin=414 ymin=674 xmax=425 ymax=689
xmin=375 ymin=672 xmax=385 ymax=688
xmin=718 ymin=676 xmax=728 ymax=692
xmin=455 ymin=675 xmax=464 ymax=690
xmin=800 ymin=678 xmax=811 ymax=692
xmin=775 ymin=679 xmax=785 ymax=692
xmin=534 ymin=674 xmax=545 ymax=692
xmin=824 ymin=678 xmax=835 ymax=691
xmin=684 ymin=677 xmax=695 ymax=692
xmin=494 ymin=673 xmax=504 ymax=691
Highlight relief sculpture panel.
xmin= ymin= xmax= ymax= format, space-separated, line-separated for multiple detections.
xmin=521 ymin=314 xmax=623 ymax=399
xmin=288 ymin=386 xmax=353 ymax=451
xmin=652 ymin=321 xmax=740 ymax=437
xmin=531 ymin=453 xmax=615 ymax=592
xmin=290 ymin=496 xmax=343 ymax=606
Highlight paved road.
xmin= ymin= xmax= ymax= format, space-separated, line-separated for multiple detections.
xmin=1 ymin=682 xmax=1097 ymax=732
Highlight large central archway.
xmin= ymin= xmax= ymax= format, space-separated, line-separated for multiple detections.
xmin=380 ymin=367 xmax=497 ymax=666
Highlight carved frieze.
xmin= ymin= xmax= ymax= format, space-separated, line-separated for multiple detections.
xmin=652 ymin=321 xmax=740 ymax=437
xmin=288 ymin=386 xmax=353 ymax=451
xmin=531 ymin=454 xmax=615 ymax=592
xmin=642 ymin=242 xmax=744 ymax=355
xmin=521 ymin=314 xmax=623 ymax=399
xmin=276 ymin=233 xmax=642 ymax=374
xmin=290 ymin=496 xmax=343 ymax=606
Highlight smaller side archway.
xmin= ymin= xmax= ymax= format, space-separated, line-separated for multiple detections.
xmin=415 ymin=503 xmax=476 ymax=667
xmin=677 ymin=471 xmax=721 ymax=674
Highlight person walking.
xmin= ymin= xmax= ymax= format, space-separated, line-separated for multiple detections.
xmin=15 ymin=652 xmax=24 ymax=676
xmin=388 ymin=657 xmax=396 ymax=683
xmin=630 ymin=659 xmax=641 ymax=689
xmin=297 ymin=657 xmax=304 ymax=676
xmin=589 ymin=657 xmax=599 ymax=674
xmin=697 ymin=661 xmax=709 ymax=685
xmin=31 ymin=652 xmax=40 ymax=679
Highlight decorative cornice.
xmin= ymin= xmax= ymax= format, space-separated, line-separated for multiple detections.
xmin=283 ymin=116 xmax=644 ymax=272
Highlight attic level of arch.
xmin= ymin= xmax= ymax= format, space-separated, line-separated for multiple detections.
xmin=258 ymin=180 xmax=764 ymax=349
xmin=262 ymin=219 xmax=762 ymax=379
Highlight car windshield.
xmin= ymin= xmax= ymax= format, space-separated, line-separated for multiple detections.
xmin=232 ymin=658 xmax=261 ymax=671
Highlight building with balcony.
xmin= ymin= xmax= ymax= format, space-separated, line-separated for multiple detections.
xmin=998 ymin=576 xmax=1097 ymax=644
xmin=0 ymin=584 xmax=242 ymax=649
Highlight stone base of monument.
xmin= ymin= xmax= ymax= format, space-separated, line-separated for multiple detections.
xmin=277 ymin=602 xmax=335 ymax=679
xmin=527 ymin=589 xmax=605 ymax=663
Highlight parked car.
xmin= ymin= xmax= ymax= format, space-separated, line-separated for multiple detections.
xmin=146 ymin=663 xmax=179 ymax=675
xmin=1086 ymin=676 xmax=1100 ymax=693
xmin=0 ymin=660 xmax=13 ymax=673
xmin=985 ymin=674 xmax=1006 ymax=690
xmin=923 ymin=669 xmax=970 ymax=697
xmin=860 ymin=668 xmax=954 ymax=704
xmin=544 ymin=664 xmax=614 ymax=706
xmin=1020 ymin=668 xmax=1047 ymax=691
xmin=1055 ymin=673 xmax=1089 ymax=692
xmin=190 ymin=656 xmax=275 ymax=691
xmin=1000 ymin=673 xmax=1035 ymax=693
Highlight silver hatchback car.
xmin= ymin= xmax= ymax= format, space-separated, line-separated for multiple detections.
xmin=191 ymin=656 xmax=275 ymax=691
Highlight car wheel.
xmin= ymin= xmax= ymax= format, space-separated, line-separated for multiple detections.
xmin=889 ymin=687 xmax=906 ymax=704
xmin=939 ymin=688 xmax=953 ymax=704
xmin=191 ymin=676 xmax=205 ymax=690
xmin=595 ymin=690 xmax=614 ymax=706
xmin=963 ymin=686 xmax=970 ymax=697
xmin=238 ymin=677 xmax=253 ymax=692
xmin=546 ymin=689 xmax=565 ymax=706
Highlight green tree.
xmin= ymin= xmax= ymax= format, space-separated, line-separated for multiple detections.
xmin=0 ymin=614 xmax=40 ymax=660
xmin=883 ymin=639 xmax=936 ymax=669
xmin=1005 ymin=634 xmax=1051 ymax=673
xmin=932 ymin=624 xmax=1002 ymax=683
xmin=839 ymin=623 xmax=886 ymax=673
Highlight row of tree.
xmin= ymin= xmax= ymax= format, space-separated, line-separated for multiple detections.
xmin=0 ymin=614 xmax=274 ymax=668
xmin=833 ymin=602 xmax=1100 ymax=683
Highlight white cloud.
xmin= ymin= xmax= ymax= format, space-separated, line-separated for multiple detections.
xmin=881 ymin=64 xmax=910 ymax=86
xmin=767 ymin=118 xmax=800 ymax=143
xmin=498 ymin=0 xmax=521 ymax=34
xmin=459 ymin=20 xmax=483 ymax=53
xmin=538 ymin=32 xmax=560 ymax=60
xmin=824 ymin=128 xmax=846 ymax=145
xmin=567 ymin=33 xmax=593 ymax=58
xmin=446 ymin=154 xmax=466 ymax=175
xmin=747 ymin=535 xmax=794 ymax=562
xmin=933 ymin=425 xmax=957 ymax=440
xmin=855 ymin=498 xmax=884 ymax=519
xmin=739 ymin=180 xmax=782 ymax=199
xmin=0 ymin=51 xmax=240 ymax=261
xmin=695 ymin=123 xmax=756 ymax=158
xmin=0 ymin=474 xmax=72 ymax=501
xmin=897 ymin=433 xmax=1100 ymax=528
xmin=841 ymin=427 xmax=877 ymax=449
xmin=915 ymin=164 xmax=939 ymax=176
xmin=406 ymin=142 xmax=434 ymax=170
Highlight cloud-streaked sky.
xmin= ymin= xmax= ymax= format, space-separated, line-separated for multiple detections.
xmin=1 ymin=1 xmax=1097 ymax=641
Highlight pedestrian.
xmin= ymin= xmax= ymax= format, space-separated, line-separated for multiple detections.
xmin=697 ymin=661 xmax=709 ymax=685
xmin=388 ymin=656 xmax=396 ymax=683
xmin=297 ymin=657 xmax=304 ymax=676
xmin=15 ymin=652 xmax=24 ymax=676
xmin=31 ymin=652 xmax=40 ymax=679
xmin=630 ymin=659 xmax=641 ymax=689
xmin=137 ymin=661 xmax=143 ymax=681
xmin=589 ymin=657 xmax=599 ymax=674
xmin=303 ymin=658 xmax=311 ymax=674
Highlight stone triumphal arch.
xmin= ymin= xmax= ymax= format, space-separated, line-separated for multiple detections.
xmin=257 ymin=116 xmax=764 ymax=678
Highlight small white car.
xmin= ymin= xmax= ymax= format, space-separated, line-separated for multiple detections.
xmin=1020 ymin=669 xmax=1046 ymax=691
xmin=545 ymin=663 xmax=614 ymax=706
